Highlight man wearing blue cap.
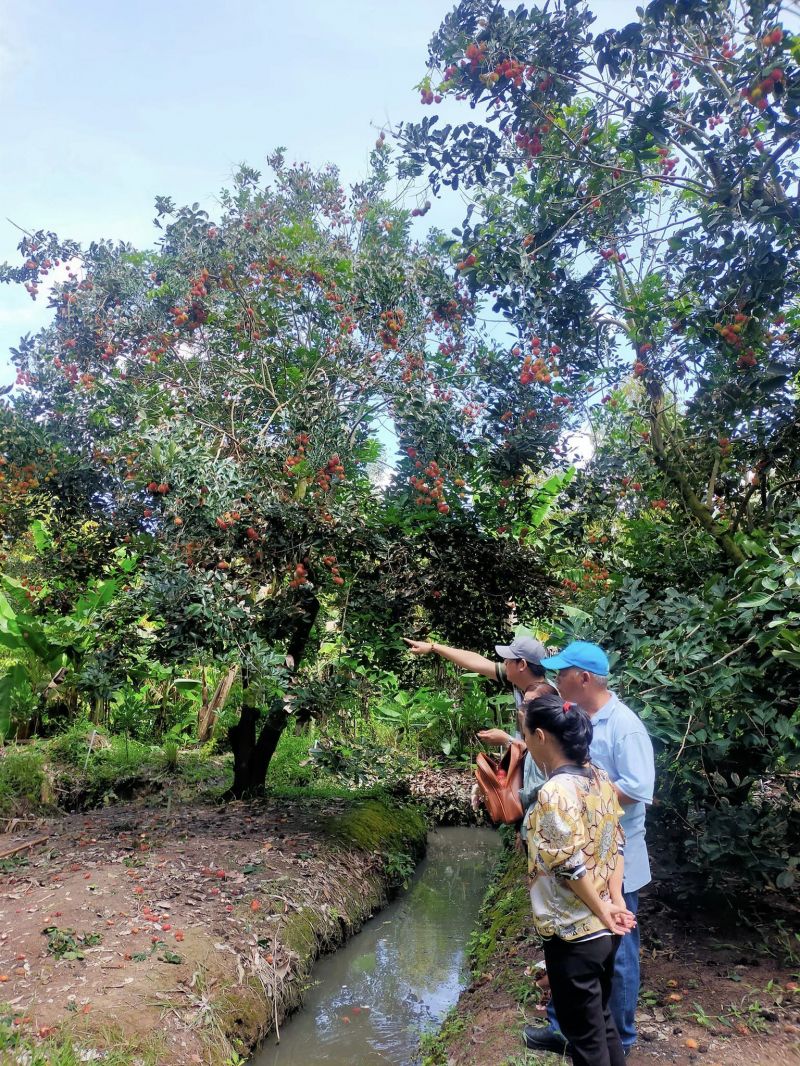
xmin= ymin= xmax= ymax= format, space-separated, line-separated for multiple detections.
xmin=403 ymin=633 xmax=556 ymax=831
xmin=523 ymin=641 xmax=655 ymax=1059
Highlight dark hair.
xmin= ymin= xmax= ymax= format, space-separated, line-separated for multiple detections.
xmin=523 ymin=694 xmax=593 ymax=765
xmin=517 ymin=659 xmax=546 ymax=679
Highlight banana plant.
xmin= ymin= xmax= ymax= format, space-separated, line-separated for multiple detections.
xmin=0 ymin=567 xmax=125 ymax=739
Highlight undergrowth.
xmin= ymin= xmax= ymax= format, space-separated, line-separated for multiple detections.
xmin=0 ymin=1015 xmax=162 ymax=1065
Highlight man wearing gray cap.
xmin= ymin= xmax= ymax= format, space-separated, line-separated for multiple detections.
xmin=403 ymin=633 xmax=555 ymax=829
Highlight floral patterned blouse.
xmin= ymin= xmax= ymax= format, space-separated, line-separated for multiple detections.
xmin=525 ymin=764 xmax=625 ymax=941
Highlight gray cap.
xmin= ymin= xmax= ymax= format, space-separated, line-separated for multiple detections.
xmin=494 ymin=635 xmax=547 ymax=668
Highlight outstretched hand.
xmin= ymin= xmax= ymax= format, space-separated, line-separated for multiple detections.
xmin=477 ymin=728 xmax=513 ymax=747
xmin=403 ymin=637 xmax=434 ymax=655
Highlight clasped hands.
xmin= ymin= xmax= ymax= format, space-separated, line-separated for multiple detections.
xmin=601 ymin=901 xmax=637 ymax=935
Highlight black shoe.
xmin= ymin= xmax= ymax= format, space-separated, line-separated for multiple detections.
xmin=522 ymin=1025 xmax=570 ymax=1055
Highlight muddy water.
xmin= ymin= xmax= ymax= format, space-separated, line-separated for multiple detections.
xmin=252 ymin=826 xmax=501 ymax=1066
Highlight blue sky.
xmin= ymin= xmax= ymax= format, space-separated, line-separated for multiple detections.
xmin=0 ymin=0 xmax=635 ymax=384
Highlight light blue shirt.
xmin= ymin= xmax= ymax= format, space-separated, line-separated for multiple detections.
xmin=588 ymin=691 xmax=655 ymax=893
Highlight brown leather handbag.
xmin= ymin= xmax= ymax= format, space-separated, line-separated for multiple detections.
xmin=475 ymin=740 xmax=526 ymax=825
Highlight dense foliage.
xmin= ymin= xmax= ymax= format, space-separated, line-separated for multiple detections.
xmin=0 ymin=151 xmax=555 ymax=794
xmin=0 ymin=0 xmax=798 ymax=893
xmin=392 ymin=0 xmax=800 ymax=892
xmin=400 ymin=0 xmax=799 ymax=565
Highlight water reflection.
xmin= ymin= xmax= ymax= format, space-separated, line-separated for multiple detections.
xmin=253 ymin=826 xmax=501 ymax=1066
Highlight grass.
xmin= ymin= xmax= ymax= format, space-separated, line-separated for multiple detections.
xmin=419 ymin=1007 xmax=467 ymax=1065
xmin=0 ymin=724 xmax=234 ymax=819
xmin=468 ymin=846 xmax=531 ymax=975
xmin=0 ymin=719 xmax=424 ymax=823
xmin=0 ymin=748 xmax=46 ymax=814
xmin=322 ymin=798 xmax=427 ymax=855
xmin=265 ymin=727 xmax=316 ymax=786
xmin=264 ymin=726 xmax=416 ymax=802
xmin=0 ymin=1015 xmax=164 ymax=1065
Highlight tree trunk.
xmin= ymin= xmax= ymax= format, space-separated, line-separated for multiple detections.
xmin=90 ymin=697 xmax=105 ymax=726
xmin=226 ymin=593 xmax=319 ymax=800
xmin=227 ymin=698 xmax=290 ymax=798
xmin=198 ymin=664 xmax=239 ymax=744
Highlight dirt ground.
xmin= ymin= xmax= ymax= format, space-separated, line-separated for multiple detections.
xmin=0 ymin=792 xmax=424 ymax=1064
xmin=2 ymin=774 xmax=798 ymax=1066
xmin=439 ymin=864 xmax=800 ymax=1066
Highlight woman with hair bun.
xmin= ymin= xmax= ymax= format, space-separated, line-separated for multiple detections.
xmin=521 ymin=693 xmax=635 ymax=1066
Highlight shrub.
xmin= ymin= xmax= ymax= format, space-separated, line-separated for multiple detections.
xmin=571 ymin=533 xmax=800 ymax=897
xmin=162 ymin=740 xmax=179 ymax=770
xmin=49 ymin=721 xmax=108 ymax=766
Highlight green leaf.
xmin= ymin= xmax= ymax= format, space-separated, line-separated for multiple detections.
xmin=30 ymin=519 xmax=54 ymax=553
xmin=739 ymin=594 xmax=773 ymax=608
xmin=0 ymin=664 xmax=30 ymax=736
xmin=173 ymin=677 xmax=203 ymax=694
xmin=74 ymin=579 xmax=118 ymax=619
xmin=562 ymin=604 xmax=592 ymax=622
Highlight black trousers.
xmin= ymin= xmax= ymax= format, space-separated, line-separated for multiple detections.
xmin=543 ymin=933 xmax=626 ymax=1066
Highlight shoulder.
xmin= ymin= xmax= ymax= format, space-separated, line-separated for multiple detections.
xmin=594 ymin=767 xmax=621 ymax=801
xmin=591 ymin=765 xmax=612 ymax=786
xmin=538 ymin=776 xmax=576 ymax=806
xmin=607 ymin=694 xmax=650 ymax=736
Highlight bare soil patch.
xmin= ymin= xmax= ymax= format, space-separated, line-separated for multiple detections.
xmin=0 ymin=793 xmax=425 ymax=1064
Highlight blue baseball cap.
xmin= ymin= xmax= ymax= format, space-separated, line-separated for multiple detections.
xmin=540 ymin=641 xmax=609 ymax=675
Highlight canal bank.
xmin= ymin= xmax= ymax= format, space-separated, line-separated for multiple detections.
xmin=0 ymin=793 xmax=429 ymax=1065
xmin=419 ymin=838 xmax=800 ymax=1066
xmin=251 ymin=826 xmax=500 ymax=1066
